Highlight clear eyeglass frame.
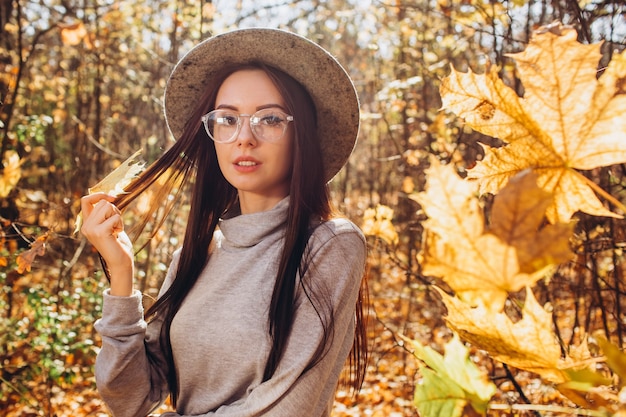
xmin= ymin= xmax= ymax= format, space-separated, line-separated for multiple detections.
xmin=201 ymin=108 xmax=294 ymax=144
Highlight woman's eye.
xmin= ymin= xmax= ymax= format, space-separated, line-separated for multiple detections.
xmin=218 ymin=115 xmax=238 ymax=125
xmin=261 ymin=114 xmax=283 ymax=125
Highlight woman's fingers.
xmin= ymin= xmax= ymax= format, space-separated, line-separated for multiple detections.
xmin=80 ymin=193 xmax=125 ymax=249
xmin=79 ymin=193 xmax=134 ymax=295
xmin=93 ymin=200 xmax=121 ymax=223
xmin=82 ymin=202 xmax=131 ymax=267
xmin=80 ymin=193 xmax=116 ymax=219
xmin=90 ymin=211 xmax=123 ymax=237
xmin=82 ymin=195 xmax=120 ymax=229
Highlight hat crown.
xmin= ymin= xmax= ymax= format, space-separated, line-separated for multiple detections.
xmin=164 ymin=28 xmax=359 ymax=183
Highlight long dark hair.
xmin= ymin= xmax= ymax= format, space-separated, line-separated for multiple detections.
xmin=113 ymin=62 xmax=368 ymax=407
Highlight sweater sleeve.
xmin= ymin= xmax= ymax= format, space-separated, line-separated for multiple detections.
xmin=94 ymin=251 xmax=181 ymax=417
xmin=163 ymin=220 xmax=367 ymax=417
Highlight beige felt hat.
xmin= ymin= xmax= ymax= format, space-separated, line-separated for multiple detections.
xmin=164 ymin=28 xmax=359 ymax=182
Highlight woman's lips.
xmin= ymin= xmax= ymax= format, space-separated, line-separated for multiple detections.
xmin=233 ymin=157 xmax=261 ymax=171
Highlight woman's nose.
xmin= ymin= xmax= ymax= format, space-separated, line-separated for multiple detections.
xmin=236 ymin=116 xmax=257 ymax=146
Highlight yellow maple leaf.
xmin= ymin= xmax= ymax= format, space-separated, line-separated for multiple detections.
xmin=0 ymin=150 xmax=22 ymax=198
xmin=410 ymin=158 xmax=483 ymax=247
xmin=438 ymin=286 xmax=569 ymax=383
xmin=420 ymin=228 xmax=521 ymax=312
xmin=73 ymin=150 xmax=145 ymax=235
xmin=411 ymin=160 xmax=573 ymax=312
xmin=362 ymin=204 xmax=399 ymax=246
xmin=440 ymin=24 xmax=626 ymax=223
xmin=88 ymin=149 xmax=145 ymax=195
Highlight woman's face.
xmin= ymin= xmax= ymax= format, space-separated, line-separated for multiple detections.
xmin=213 ymin=69 xmax=294 ymax=213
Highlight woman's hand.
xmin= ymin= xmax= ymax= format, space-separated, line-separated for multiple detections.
xmin=80 ymin=193 xmax=134 ymax=296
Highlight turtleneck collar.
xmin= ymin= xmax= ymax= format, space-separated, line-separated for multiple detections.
xmin=218 ymin=197 xmax=289 ymax=249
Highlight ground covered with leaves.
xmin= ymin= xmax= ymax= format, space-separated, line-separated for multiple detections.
xmin=0 ymin=242 xmax=604 ymax=417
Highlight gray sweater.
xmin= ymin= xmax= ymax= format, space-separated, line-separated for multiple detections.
xmin=94 ymin=198 xmax=366 ymax=417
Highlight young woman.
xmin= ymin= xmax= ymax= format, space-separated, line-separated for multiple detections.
xmin=80 ymin=28 xmax=368 ymax=417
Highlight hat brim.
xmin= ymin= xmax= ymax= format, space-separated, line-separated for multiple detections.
xmin=164 ymin=28 xmax=360 ymax=183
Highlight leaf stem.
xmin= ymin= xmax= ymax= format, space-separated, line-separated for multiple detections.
xmin=488 ymin=403 xmax=611 ymax=416
xmin=578 ymin=172 xmax=626 ymax=216
xmin=502 ymin=364 xmax=541 ymax=417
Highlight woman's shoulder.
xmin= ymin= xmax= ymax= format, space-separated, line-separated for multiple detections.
xmin=317 ymin=216 xmax=362 ymax=234
xmin=304 ymin=217 xmax=367 ymax=279
xmin=309 ymin=217 xmax=366 ymax=247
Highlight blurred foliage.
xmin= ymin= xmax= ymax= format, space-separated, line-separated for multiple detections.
xmin=1 ymin=0 xmax=625 ymax=416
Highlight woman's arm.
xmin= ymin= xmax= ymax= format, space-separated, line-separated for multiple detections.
xmin=81 ymin=193 xmax=175 ymax=416
xmin=95 ymin=290 xmax=169 ymax=417
xmin=94 ymin=255 xmax=180 ymax=417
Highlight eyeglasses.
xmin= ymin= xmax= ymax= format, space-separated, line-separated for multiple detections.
xmin=201 ymin=108 xmax=294 ymax=144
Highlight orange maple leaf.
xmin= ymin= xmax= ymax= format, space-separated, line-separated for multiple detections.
xmin=16 ymin=232 xmax=50 ymax=274
xmin=488 ymin=170 xmax=574 ymax=274
xmin=440 ymin=24 xmax=626 ymax=223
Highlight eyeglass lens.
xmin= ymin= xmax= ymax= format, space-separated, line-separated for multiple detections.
xmin=203 ymin=109 xmax=293 ymax=143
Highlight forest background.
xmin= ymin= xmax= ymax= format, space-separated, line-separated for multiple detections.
xmin=1 ymin=0 xmax=625 ymax=416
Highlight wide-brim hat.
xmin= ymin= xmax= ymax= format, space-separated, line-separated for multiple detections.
xmin=164 ymin=28 xmax=360 ymax=183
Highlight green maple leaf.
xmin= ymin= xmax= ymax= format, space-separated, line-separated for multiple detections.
xmin=401 ymin=333 xmax=496 ymax=417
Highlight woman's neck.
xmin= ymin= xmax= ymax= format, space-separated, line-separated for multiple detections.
xmin=238 ymin=191 xmax=289 ymax=214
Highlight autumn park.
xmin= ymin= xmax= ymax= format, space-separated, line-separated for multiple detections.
xmin=1 ymin=0 xmax=626 ymax=416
